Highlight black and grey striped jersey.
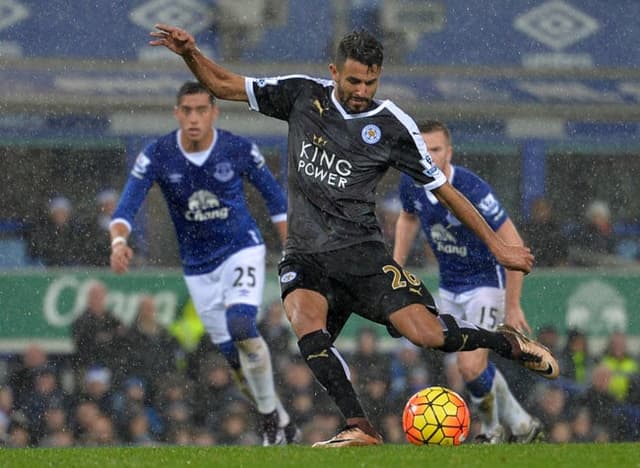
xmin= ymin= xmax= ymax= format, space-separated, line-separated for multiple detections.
xmin=246 ymin=74 xmax=446 ymax=254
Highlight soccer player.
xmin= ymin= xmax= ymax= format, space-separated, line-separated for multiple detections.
xmin=109 ymin=81 xmax=299 ymax=445
xmin=148 ymin=24 xmax=559 ymax=447
xmin=394 ymin=120 xmax=543 ymax=443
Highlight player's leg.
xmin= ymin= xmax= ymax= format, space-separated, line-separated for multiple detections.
xmin=461 ymin=287 xmax=542 ymax=442
xmin=185 ymin=246 xmax=295 ymax=445
xmin=221 ymin=244 xmax=297 ymax=445
xmin=389 ymin=304 xmax=558 ymax=379
xmin=280 ymin=255 xmax=382 ymax=447
xmin=453 ymin=288 xmax=503 ymax=443
xmin=457 ymin=350 xmax=504 ymax=443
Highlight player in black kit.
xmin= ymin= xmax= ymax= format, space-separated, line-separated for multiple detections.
xmin=150 ymin=24 xmax=559 ymax=447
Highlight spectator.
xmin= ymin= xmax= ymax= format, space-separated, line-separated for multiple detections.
xmin=120 ymin=295 xmax=181 ymax=398
xmin=535 ymin=384 xmax=569 ymax=430
xmin=521 ymin=197 xmax=569 ymax=267
xmin=257 ymin=300 xmax=294 ymax=377
xmin=71 ymin=280 xmax=125 ymax=376
xmin=570 ymin=406 xmax=597 ymax=443
xmin=26 ymin=195 xmax=81 ymax=266
xmin=38 ymin=403 xmax=72 ymax=447
xmin=548 ymin=420 xmax=572 ymax=443
xmin=83 ymin=414 xmax=120 ymax=446
xmin=76 ymin=366 xmax=115 ymax=416
xmin=569 ymin=200 xmax=630 ymax=267
xmin=192 ymin=356 xmax=244 ymax=429
xmin=213 ymin=0 xmax=267 ymax=61
xmin=71 ymin=399 xmax=102 ymax=442
xmin=215 ymin=401 xmax=259 ymax=445
xmin=536 ymin=324 xmax=561 ymax=356
xmin=280 ymin=356 xmax=319 ymax=427
xmin=0 ymin=385 xmax=15 ymax=445
xmin=349 ymin=327 xmax=390 ymax=392
xmin=81 ymin=189 xmax=119 ymax=266
xmin=7 ymin=344 xmax=49 ymax=409
xmin=388 ymin=338 xmax=433 ymax=402
xmin=598 ymin=331 xmax=639 ymax=402
xmin=20 ymin=366 xmax=67 ymax=444
xmin=124 ymin=408 xmax=157 ymax=446
xmin=577 ymin=364 xmax=619 ymax=439
xmin=7 ymin=421 xmax=31 ymax=447
xmin=112 ymin=377 xmax=163 ymax=441
xmin=558 ymin=329 xmax=595 ymax=388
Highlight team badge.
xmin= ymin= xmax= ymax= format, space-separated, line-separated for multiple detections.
xmin=214 ymin=162 xmax=234 ymax=182
xmin=361 ymin=124 xmax=381 ymax=144
xmin=280 ymin=272 xmax=297 ymax=283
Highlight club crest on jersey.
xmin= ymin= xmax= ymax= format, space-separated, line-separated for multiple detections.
xmin=280 ymin=271 xmax=297 ymax=283
xmin=361 ymin=124 xmax=381 ymax=144
xmin=214 ymin=162 xmax=234 ymax=182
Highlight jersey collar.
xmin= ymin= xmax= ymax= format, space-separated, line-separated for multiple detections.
xmin=330 ymin=88 xmax=386 ymax=120
xmin=177 ymin=128 xmax=217 ymax=167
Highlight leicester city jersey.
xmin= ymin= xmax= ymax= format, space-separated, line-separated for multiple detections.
xmin=399 ymin=166 xmax=508 ymax=293
xmin=112 ymin=128 xmax=287 ymax=275
xmin=245 ymin=75 xmax=446 ymax=254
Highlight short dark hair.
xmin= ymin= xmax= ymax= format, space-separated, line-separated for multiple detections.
xmin=417 ymin=120 xmax=452 ymax=144
xmin=335 ymin=29 xmax=383 ymax=70
xmin=177 ymin=81 xmax=215 ymax=105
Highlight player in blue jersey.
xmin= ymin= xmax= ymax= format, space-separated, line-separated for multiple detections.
xmin=149 ymin=24 xmax=558 ymax=448
xmin=109 ymin=81 xmax=299 ymax=445
xmin=394 ymin=120 xmax=543 ymax=443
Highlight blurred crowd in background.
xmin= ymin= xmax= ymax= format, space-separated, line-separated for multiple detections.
xmin=7 ymin=186 xmax=640 ymax=270
xmin=1 ymin=282 xmax=639 ymax=447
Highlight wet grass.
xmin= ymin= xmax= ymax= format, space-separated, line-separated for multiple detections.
xmin=1 ymin=442 xmax=638 ymax=468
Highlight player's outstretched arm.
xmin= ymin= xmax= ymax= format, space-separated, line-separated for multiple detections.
xmin=393 ymin=210 xmax=421 ymax=267
xmin=150 ymin=24 xmax=248 ymax=102
xmin=496 ymin=218 xmax=531 ymax=334
xmin=109 ymin=221 xmax=134 ymax=274
xmin=433 ymin=183 xmax=534 ymax=274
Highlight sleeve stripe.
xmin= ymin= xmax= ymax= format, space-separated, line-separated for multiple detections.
xmin=245 ymin=77 xmax=259 ymax=111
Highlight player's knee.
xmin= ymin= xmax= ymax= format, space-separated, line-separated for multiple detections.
xmin=390 ymin=305 xmax=444 ymax=349
xmin=226 ymin=304 xmax=259 ymax=341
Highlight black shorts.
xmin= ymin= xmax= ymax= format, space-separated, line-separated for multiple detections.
xmin=278 ymin=241 xmax=437 ymax=339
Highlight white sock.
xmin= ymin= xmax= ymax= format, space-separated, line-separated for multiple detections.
xmin=235 ymin=337 xmax=281 ymax=417
xmin=469 ymin=385 xmax=501 ymax=435
xmin=231 ymin=364 xmax=291 ymax=428
xmin=493 ymin=368 xmax=533 ymax=435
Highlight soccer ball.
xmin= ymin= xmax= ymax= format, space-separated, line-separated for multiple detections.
xmin=402 ymin=386 xmax=470 ymax=445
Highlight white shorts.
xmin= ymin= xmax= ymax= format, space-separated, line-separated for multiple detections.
xmin=184 ymin=244 xmax=266 ymax=344
xmin=437 ymin=287 xmax=505 ymax=332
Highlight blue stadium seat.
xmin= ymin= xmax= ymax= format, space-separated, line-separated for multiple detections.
xmin=0 ymin=238 xmax=29 ymax=268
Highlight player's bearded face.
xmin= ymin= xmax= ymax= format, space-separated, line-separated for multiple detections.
xmin=331 ymin=59 xmax=381 ymax=113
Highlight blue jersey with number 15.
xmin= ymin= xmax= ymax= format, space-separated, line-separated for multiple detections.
xmin=112 ymin=128 xmax=287 ymax=275
xmin=399 ymin=166 xmax=508 ymax=294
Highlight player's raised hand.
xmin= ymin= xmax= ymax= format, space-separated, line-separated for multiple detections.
xmin=150 ymin=24 xmax=197 ymax=56
xmin=495 ymin=244 xmax=534 ymax=274
xmin=110 ymin=243 xmax=134 ymax=274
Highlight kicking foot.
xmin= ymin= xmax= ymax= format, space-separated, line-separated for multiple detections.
xmin=312 ymin=425 xmax=383 ymax=448
xmin=509 ymin=418 xmax=544 ymax=443
xmin=497 ymin=324 xmax=559 ymax=379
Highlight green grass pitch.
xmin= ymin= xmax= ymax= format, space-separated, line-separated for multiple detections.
xmin=1 ymin=443 xmax=638 ymax=468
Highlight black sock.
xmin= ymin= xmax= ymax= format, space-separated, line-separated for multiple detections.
xmin=298 ymin=330 xmax=366 ymax=420
xmin=437 ymin=314 xmax=512 ymax=357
